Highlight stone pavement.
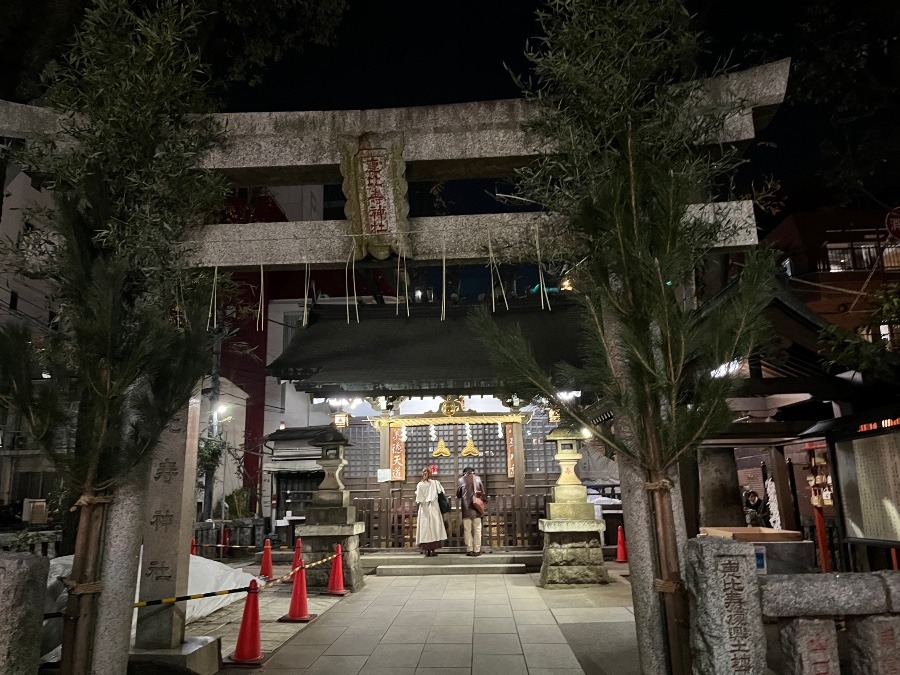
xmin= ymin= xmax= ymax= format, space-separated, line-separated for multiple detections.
xmin=185 ymin=563 xmax=342 ymax=659
xmin=219 ymin=566 xmax=639 ymax=675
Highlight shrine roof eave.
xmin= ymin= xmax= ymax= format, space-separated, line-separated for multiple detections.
xmin=267 ymin=301 xmax=584 ymax=396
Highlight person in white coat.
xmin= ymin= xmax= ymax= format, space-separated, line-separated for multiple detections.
xmin=415 ymin=468 xmax=447 ymax=557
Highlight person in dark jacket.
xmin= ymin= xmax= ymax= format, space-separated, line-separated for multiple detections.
xmin=456 ymin=467 xmax=486 ymax=556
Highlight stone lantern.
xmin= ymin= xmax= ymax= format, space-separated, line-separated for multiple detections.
xmin=545 ymin=426 xmax=596 ymax=521
xmin=538 ymin=425 xmax=608 ymax=586
xmin=293 ymin=425 xmax=366 ymax=592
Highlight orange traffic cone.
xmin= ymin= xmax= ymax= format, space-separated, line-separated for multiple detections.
xmin=615 ymin=526 xmax=628 ymax=563
xmin=190 ymin=538 xmax=197 ymax=556
xmin=279 ymin=560 xmax=317 ymax=623
xmin=291 ymin=538 xmax=303 ymax=571
xmin=259 ymin=538 xmax=274 ymax=580
xmin=224 ymin=580 xmax=265 ymax=666
xmin=322 ymin=544 xmax=349 ymax=596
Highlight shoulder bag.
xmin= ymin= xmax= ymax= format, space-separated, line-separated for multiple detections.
xmin=468 ymin=475 xmax=485 ymax=516
xmin=437 ymin=483 xmax=451 ymax=514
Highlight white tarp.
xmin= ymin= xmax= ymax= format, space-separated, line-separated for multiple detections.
xmin=42 ymin=552 xmax=256 ymax=658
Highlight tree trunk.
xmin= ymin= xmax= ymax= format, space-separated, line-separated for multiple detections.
xmin=201 ymin=468 xmax=215 ymax=521
xmin=619 ymin=455 xmax=669 ymax=674
xmin=91 ymin=472 xmax=148 ymax=675
xmin=60 ymin=499 xmax=107 ymax=675
xmin=649 ymin=471 xmax=692 ymax=675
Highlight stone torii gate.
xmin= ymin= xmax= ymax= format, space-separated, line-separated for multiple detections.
xmin=0 ymin=57 xmax=790 ymax=673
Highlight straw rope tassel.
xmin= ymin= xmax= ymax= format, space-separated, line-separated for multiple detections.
xmin=488 ymin=234 xmax=496 ymax=313
xmin=403 ymin=255 xmax=410 ymax=317
xmin=257 ymin=262 xmax=265 ymax=331
xmin=207 ymin=266 xmax=218 ymax=331
xmin=534 ymin=225 xmax=551 ymax=311
xmin=395 ymin=253 xmax=402 ymax=316
xmin=351 ymin=251 xmax=360 ymax=324
xmin=302 ymin=252 xmax=311 ymax=328
xmin=441 ymin=240 xmax=447 ymax=321
xmin=490 ymin=233 xmax=509 ymax=311
xmin=345 ymin=249 xmax=352 ymax=325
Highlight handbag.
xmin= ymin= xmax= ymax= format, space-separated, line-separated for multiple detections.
xmin=471 ymin=493 xmax=485 ymax=516
xmin=467 ymin=475 xmax=485 ymax=516
xmin=437 ymin=485 xmax=451 ymax=514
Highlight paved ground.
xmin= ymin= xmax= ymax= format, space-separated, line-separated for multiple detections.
xmin=218 ymin=567 xmax=639 ymax=675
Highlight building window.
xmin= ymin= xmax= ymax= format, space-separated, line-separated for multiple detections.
xmin=825 ymin=243 xmax=879 ymax=272
xmin=884 ymin=245 xmax=900 ymax=270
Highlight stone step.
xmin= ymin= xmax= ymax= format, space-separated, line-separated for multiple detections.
xmin=376 ymin=563 xmax=527 ymax=576
xmin=361 ymin=553 xmax=542 ymax=573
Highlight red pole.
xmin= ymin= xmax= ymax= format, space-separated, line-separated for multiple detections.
xmin=891 ymin=549 xmax=899 ymax=571
xmin=814 ymin=505 xmax=831 ymax=573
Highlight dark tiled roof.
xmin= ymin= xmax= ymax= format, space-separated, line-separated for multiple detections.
xmin=267 ymin=301 xmax=582 ymax=395
xmin=266 ymin=425 xmax=351 ymax=446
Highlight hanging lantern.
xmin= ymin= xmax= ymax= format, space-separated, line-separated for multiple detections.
xmin=333 ymin=412 xmax=350 ymax=428
xmin=548 ymin=409 xmax=561 ymax=424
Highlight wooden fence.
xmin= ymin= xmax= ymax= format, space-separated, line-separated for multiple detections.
xmin=353 ymin=494 xmax=549 ymax=550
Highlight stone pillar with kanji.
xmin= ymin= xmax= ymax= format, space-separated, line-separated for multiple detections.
xmin=132 ymin=397 xmax=220 ymax=673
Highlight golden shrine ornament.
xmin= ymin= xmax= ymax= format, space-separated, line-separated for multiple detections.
xmin=432 ymin=439 xmax=451 ymax=457
xmin=461 ymin=438 xmax=480 ymax=457
xmin=441 ymin=396 xmax=464 ymax=417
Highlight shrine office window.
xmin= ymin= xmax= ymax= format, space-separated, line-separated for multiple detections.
xmin=343 ymin=423 xmax=379 ymax=478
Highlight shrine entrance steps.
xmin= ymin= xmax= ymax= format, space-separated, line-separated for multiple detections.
xmin=361 ymin=551 xmax=540 ymax=576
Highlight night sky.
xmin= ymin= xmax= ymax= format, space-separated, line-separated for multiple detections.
xmin=227 ymin=0 xmax=542 ymax=112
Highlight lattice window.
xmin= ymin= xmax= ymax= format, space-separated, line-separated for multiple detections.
xmin=404 ymin=425 xmax=443 ymax=476
xmin=524 ymin=409 xmax=559 ymax=474
xmin=343 ymin=422 xmax=380 ymax=478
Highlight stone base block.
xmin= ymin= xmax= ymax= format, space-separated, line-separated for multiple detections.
xmin=547 ymin=502 xmax=596 ymax=521
xmin=293 ymin=529 xmax=365 ymax=592
xmin=305 ymin=506 xmax=357 ymax=526
xmin=551 ymin=485 xmax=587 ymax=503
xmin=129 ymin=636 xmax=221 ymax=675
xmin=311 ymin=490 xmax=350 ymax=507
xmin=539 ymin=530 xmax=608 ymax=587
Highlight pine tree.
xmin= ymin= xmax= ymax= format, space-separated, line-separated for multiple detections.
xmin=474 ymin=1 xmax=776 ymax=671
xmin=0 ymin=2 xmax=227 ymax=671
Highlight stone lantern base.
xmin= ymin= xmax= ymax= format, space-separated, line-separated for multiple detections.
xmin=294 ymin=521 xmax=366 ymax=592
xmin=538 ymin=519 xmax=609 ymax=587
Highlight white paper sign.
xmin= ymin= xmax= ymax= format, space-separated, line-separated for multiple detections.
xmin=377 ymin=469 xmax=391 ymax=483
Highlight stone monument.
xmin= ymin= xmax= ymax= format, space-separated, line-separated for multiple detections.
xmin=686 ymin=537 xmax=767 ymax=674
xmin=537 ymin=427 xmax=608 ymax=586
xmin=294 ymin=426 xmax=365 ymax=592
xmin=131 ymin=398 xmax=220 ymax=674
